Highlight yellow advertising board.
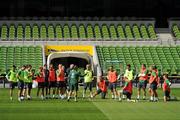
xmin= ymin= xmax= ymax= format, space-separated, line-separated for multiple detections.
xmin=45 ymin=45 xmax=93 ymax=56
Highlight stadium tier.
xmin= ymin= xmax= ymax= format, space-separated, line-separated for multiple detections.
xmin=0 ymin=46 xmax=43 ymax=72
xmin=0 ymin=22 xmax=157 ymax=41
xmin=96 ymin=46 xmax=180 ymax=75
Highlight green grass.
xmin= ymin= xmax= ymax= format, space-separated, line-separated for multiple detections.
xmin=0 ymin=88 xmax=180 ymax=120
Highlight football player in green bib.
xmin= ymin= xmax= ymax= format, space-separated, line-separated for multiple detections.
xmin=83 ymin=64 xmax=94 ymax=98
xmin=7 ymin=65 xmax=18 ymax=100
xmin=23 ymin=65 xmax=33 ymax=100
xmin=17 ymin=65 xmax=26 ymax=102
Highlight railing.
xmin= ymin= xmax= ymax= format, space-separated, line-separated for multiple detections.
xmin=0 ymin=38 xmax=161 ymax=47
xmin=0 ymin=37 xmax=159 ymax=41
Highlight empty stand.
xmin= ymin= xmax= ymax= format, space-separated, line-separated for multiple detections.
xmin=0 ymin=22 xmax=157 ymax=41
xmin=0 ymin=46 xmax=43 ymax=72
xmin=96 ymin=46 xmax=180 ymax=75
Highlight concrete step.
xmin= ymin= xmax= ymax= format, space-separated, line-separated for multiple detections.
xmin=157 ymin=33 xmax=175 ymax=45
xmin=156 ymin=28 xmax=170 ymax=33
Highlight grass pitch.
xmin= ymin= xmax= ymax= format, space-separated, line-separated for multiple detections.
xmin=0 ymin=87 xmax=180 ymax=120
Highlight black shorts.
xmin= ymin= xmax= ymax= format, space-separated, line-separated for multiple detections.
xmin=49 ymin=81 xmax=57 ymax=88
xmin=9 ymin=81 xmax=17 ymax=89
xmin=69 ymin=83 xmax=78 ymax=91
xmin=97 ymin=89 xmax=106 ymax=99
xmin=57 ymin=81 xmax=66 ymax=88
xmin=164 ymin=91 xmax=170 ymax=97
xmin=44 ymin=81 xmax=49 ymax=87
xmin=108 ymin=82 xmax=117 ymax=90
xmin=84 ymin=82 xmax=93 ymax=91
xmin=150 ymin=81 xmax=157 ymax=90
xmin=138 ymin=80 xmax=147 ymax=89
xmin=24 ymin=82 xmax=32 ymax=89
xmin=122 ymin=90 xmax=132 ymax=99
xmin=18 ymin=80 xmax=24 ymax=90
xmin=38 ymin=82 xmax=44 ymax=88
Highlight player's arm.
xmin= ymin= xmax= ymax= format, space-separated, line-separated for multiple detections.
xmin=157 ymin=77 xmax=160 ymax=86
xmin=124 ymin=76 xmax=129 ymax=82
xmin=56 ymin=70 xmax=60 ymax=77
xmin=7 ymin=71 xmax=11 ymax=77
xmin=28 ymin=71 xmax=33 ymax=78
xmin=6 ymin=71 xmax=11 ymax=80
xmin=16 ymin=71 xmax=21 ymax=78
xmin=151 ymin=72 xmax=157 ymax=82
xmin=122 ymin=82 xmax=128 ymax=89
xmin=106 ymin=72 xmax=109 ymax=80
xmin=59 ymin=69 xmax=62 ymax=76
xmin=144 ymin=69 xmax=148 ymax=76
xmin=82 ymin=70 xmax=87 ymax=77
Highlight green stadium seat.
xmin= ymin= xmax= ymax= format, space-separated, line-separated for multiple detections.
xmin=148 ymin=24 xmax=157 ymax=40
xmin=48 ymin=24 xmax=55 ymax=39
xmin=109 ymin=24 xmax=118 ymax=40
xmin=94 ymin=24 xmax=102 ymax=40
xmin=172 ymin=24 xmax=180 ymax=40
xmin=102 ymin=24 xmax=110 ymax=40
xmin=140 ymin=24 xmax=149 ymax=39
xmin=17 ymin=24 xmax=24 ymax=40
xmin=9 ymin=24 xmax=16 ymax=40
xmin=55 ymin=24 xmax=63 ymax=40
xmin=0 ymin=46 xmax=42 ymax=71
xmin=63 ymin=24 xmax=71 ymax=39
xmin=0 ymin=22 xmax=157 ymax=41
xmin=86 ymin=24 xmax=94 ymax=39
xmin=32 ymin=24 xmax=39 ymax=39
xmin=117 ymin=24 xmax=126 ymax=40
xmin=96 ymin=46 xmax=180 ymax=75
xmin=125 ymin=24 xmax=133 ymax=40
xmin=40 ymin=24 xmax=47 ymax=39
xmin=25 ymin=24 xmax=31 ymax=40
xmin=132 ymin=24 xmax=141 ymax=40
xmin=1 ymin=24 xmax=8 ymax=40
xmin=78 ymin=24 xmax=86 ymax=39
xmin=71 ymin=24 xmax=78 ymax=39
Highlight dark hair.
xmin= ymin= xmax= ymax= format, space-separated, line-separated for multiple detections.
xmin=39 ymin=66 xmax=43 ymax=70
xmin=154 ymin=65 xmax=157 ymax=69
xmin=13 ymin=65 xmax=16 ymax=68
xmin=163 ymin=74 xmax=168 ymax=78
xmin=127 ymin=64 xmax=131 ymax=68
xmin=142 ymin=64 xmax=146 ymax=67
